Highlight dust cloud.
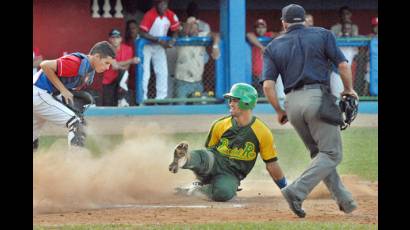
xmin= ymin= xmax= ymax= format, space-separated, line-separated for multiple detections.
xmin=33 ymin=123 xmax=194 ymax=214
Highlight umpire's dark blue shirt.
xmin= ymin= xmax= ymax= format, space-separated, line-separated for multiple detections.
xmin=261 ymin=24 xmax=347 ymax=94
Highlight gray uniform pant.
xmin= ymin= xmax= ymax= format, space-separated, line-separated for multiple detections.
xmin=284 ymin=87 xmax=354 ymax=205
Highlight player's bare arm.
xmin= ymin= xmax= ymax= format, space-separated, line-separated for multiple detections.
xmin=266 ymin=161 xmax=285 ymax=181
xmin=210 ymin=32 xmax=221 ymax=60
xmin=40 ymin=60 xmax=74 ymax=104
xmin=168 ymin=30 xmax=179 ymax=48
xmin=112 ymin=58 xmax=139 ymax=71
xmin=139 ymin=30 xmax=170 ymax=48
xmin=246 ymin=32 xmax=265 ymax=52
xmin=263 ymin=80 xmax=288 ymax=124
xmin=338 ymin=61 xmax=359 ymax=98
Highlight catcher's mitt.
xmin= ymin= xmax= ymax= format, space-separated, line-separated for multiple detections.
xmin=70 ymin=90 xmax=95 ymax=114
xmin=339 ymin=95 xmax=359 ymax=130
xmin=57 ymin=90 xmax=95 ymax=123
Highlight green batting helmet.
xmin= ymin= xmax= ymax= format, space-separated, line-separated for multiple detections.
xmin=223 ymin=83 xmax=258 ymax=110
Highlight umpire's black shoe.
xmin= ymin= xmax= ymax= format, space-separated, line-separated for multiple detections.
xmin=338 ymin=199 xmax=358 ymax=214
xmin=168 ymin=141 xmax=189 ymax=173
xmin=281 ymin=187 xmax=306 ymax=218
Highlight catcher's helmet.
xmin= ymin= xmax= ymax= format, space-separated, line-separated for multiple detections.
xmin=223 ymin=83 xmax=258 ymax=110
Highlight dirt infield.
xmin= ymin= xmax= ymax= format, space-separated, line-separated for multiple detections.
xmin=34 ymin=176 xmax=377 ymax=226
xmin=34 ymin=114 xmax=378 ymax=226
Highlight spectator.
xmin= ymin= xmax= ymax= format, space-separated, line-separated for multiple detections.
xmin=139 ymin=0 xmax=180 ymax=101
xmin=102 ymin=29 xmax=139 ymax=106
xmin=330 ymin=6 xmax=359 ymax=98
xmin=246 ymin=19 xmax=284 ymax=98
xmin=369 ymin=16 xmax=378 ymax=37
xmin=124 ymin=19 xmax=140 ymax=104
xmin=125 ymin=19 xmax=140 ymax=44
xmin=174 ymin=17 xmax=220 ymax=100
xmin=331 ymin=6 xmax=359 ymax=37
xmin=304 ymin=13 xmax=314 ymax=27
xmin=33 ymin=47 xmax=43 ymax=75
xmin=186 ymin=1 xmax=220 ymax=60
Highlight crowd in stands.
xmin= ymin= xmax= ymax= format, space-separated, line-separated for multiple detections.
xmin=33 ymin=1 xmax=378 ymax=106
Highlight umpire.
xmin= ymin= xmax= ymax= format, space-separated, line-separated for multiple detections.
xmin=261 ymin=4 xmax=359 ymax=218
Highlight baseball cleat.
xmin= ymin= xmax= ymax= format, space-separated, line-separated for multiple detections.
xmin=281 ymin=187 xmax=306 ymax=218
xmin=338 ymin=200 xmax=358 ymax=214
xmin=174 ymin=181 xmax=204 ymax=197
xmin=169 ymin=141 xmax=189 ymax=173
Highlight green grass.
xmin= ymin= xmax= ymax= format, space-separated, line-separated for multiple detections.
xmin=34 ymin=221 xmax=377 ymax=230
xmin=38 ymin=127 xmax=377 ymax=181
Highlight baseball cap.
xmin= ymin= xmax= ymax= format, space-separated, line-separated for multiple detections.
xmin=371 ymin=17 xmax=378 ymax=26
xmin=109 ymin=29 xmax=121 ymax=38
xmin=281 ymin=4 xmax=305 ymax=23
xmin=255 ymin=18 xmax=267 ymax=27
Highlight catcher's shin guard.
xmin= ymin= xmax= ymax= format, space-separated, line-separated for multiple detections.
xmin=66 ymin=116 xmax=86 ymax=147
xmin=169 ymin=141 xmax=190 ymax=173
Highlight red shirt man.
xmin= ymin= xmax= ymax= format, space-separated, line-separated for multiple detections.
xmin=246 ymin=19 xmax=277 ymax=96
xmin=102 ymin=43 xmax=134 ymax=85
xmin=102 ymin=29 xmax=139 ymax=106
xmin=247 ymin=19 xmax=277 ymax=78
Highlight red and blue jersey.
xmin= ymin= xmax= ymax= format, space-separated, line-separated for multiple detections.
xmin=33 ymin=53 xmax=95 ymax=94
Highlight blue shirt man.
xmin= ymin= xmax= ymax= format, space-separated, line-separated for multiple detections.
xmin=262 ymin=25 xmax=347 ymax=94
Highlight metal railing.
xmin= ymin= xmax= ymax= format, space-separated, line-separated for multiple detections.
xmin=134 ymin=36 xmax=378 ymax=105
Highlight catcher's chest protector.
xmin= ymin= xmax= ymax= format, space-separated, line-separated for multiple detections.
xmin=34 ymin=53 xmax=95 ymax=94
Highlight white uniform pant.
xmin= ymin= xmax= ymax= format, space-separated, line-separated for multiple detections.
xmin=142 ymin=44 xmax=168 ymax=100
xmin=33 ymin=85 xmax=76 ymax=142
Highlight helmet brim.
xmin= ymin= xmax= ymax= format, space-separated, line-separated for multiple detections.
xmin=223 ymin=93 xmax=240 ymax=99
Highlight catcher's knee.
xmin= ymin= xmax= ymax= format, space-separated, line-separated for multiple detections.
xmin=66 ymin=116 xmax=86 ymax=147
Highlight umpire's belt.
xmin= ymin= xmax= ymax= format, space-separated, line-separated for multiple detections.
xmin=290 ymin=83 xmax=323 ymax=93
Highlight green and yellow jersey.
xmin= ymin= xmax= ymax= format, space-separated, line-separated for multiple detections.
xmin=205 ymin=115 xmax=278 ymax=180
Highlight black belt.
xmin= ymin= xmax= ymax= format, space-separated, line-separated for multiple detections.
xmin=289 ymin=83 xmax=324 ymax=94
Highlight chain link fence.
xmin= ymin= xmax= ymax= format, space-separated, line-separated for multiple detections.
xmin=139 ymin=37 xmax=376 ymax=105
xmin=144 ymin=45 xmax=217 ymax=104
xmin=351 ymin=46 xmax=371 ymax=96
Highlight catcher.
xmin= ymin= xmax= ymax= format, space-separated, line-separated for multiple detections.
xmin=33 ymin=41 xmax=116 ymax=151
xmin=169 ymin=83 xmax=288 ymax=201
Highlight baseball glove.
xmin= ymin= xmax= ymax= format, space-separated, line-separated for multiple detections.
xmin=69 ymin=90 xmax=95 ymax=114
xmin=339 ymin=95 xmax=359 ymax=130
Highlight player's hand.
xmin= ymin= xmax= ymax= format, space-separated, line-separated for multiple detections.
xmin=277 ymin=109 xmax=288 ymax=125
xmin=158 ymin=40 xmax=173 ymax=49
xmin=132 ymin=57 xmax=140 ymax=64
xmin=61 ymin=89 xmax=74 ymax=105
xmin=341 ymin=89 xmax=359 ymax=99
xmin=168 ymin=39 xmax=177 ymax=48
xmin=158 ymin=40 xmax=170 ymax=48
xmin=211 ymin=46 xmax=220 ymax=60
xmin=261 ymin=46 xmax=267 ymax=54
